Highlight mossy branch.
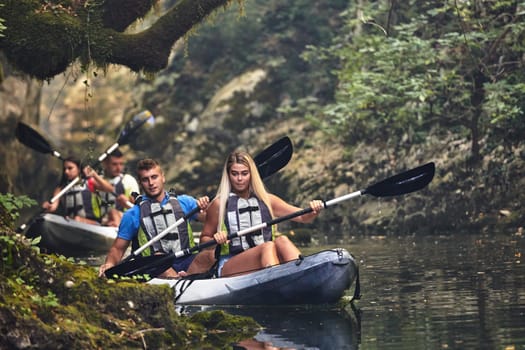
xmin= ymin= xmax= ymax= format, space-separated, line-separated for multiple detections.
xmin=105 ymin=0 xmax=232 ymax=74
xmin=0 ymin=0 xmax=233 ymax=80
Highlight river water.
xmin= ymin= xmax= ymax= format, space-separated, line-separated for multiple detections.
xmin=212 ymin=232 xmax=525 ymax=350
xmin=81 ymin=231 xmax=524 ymax=349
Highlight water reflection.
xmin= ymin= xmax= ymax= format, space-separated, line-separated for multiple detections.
xmin=353 ymin=233 xmax=525 ymax=350
xmin=210 ymin=306 xmax=360 ymax=350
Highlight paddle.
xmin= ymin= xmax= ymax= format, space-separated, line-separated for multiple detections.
xmin=17 ymin=121 xmax=137 ymax=209
xmin=253 ymin=136 xmax=293 ymax=179
xmin=108 ymin=161 xmax=435 ymax=279
xmin=15 ymin=110 xmax=155 ymax=233
xmin=16 ymin=122 xmax=64 ymax=160
xmin=104 ymin=136 xmax=294 ymax=279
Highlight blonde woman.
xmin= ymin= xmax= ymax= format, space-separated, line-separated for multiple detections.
xmin=200 ymin=150 xmax=323 ymax=277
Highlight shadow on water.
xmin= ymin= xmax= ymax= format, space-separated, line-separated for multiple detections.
xmin=182 ymin=304 xmax=362 ymax=350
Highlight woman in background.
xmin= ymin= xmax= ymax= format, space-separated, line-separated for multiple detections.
xmin=42 ymin=156 xmax=113 ymax=225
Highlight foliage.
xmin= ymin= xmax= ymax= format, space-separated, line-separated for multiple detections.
xmin=301 ymin=0 xmax=525 ymax=158
xmin=0 ymin=193 xmax=36 ymax=226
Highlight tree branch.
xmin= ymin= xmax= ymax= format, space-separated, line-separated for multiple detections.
xmin=0 ymin=0 xmax=233 ymax=79
xmin=105 ymin=0 xmax=232 ymax=73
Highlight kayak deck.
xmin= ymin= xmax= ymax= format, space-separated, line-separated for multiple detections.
xmin=25 ymin=213 xmax=117 ymax=256
xmin=148 ymin=248 xmax=358 ymax=306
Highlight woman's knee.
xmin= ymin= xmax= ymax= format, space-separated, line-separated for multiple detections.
xmin=260 ymin=241 xmax=276 ymax=252
xmin=274 ymin=235 xmax=292 ymax=246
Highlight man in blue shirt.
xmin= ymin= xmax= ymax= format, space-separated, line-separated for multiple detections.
xmin=99 ymin=159 xmax=209 ymax=278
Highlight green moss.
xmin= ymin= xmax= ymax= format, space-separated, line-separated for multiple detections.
xmin=1 ymin=1 xmax=84 ymax=79
xmin=0 ymin=222 xmax=258 ymax=348
xmin=0 ymin=0 xmax=236 ymax=79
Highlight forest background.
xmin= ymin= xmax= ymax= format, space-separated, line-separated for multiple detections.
xmin=0 ymin=0 xmax=524 ymax=347
xmin=0 ymin=0 xmax=524 ymax=241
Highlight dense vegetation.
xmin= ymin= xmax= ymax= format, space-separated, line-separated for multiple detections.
xmin=137 ymin=0 xmax=524 ymax=236
xmin=2 ymin=0 xmax=524 ymax=234
xmin=302 ymin=1 xmax=525 ymax=161
xmin=0 ymin=1 xmax=523 ymax=347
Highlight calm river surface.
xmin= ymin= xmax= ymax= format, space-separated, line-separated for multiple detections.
xmin=84 ymin=232 xmax=524 ymax=349
xmin=211 ymin=232 xmax=525 ymax=350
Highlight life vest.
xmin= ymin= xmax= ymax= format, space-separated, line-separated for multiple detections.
xmin=133 ymin=194 xmax=194 ymax=257
xmin=62 ymin=181 xmax=102 ymax=221
xmin=100 ymin=175 xmax=125 ymax=215
xmin=222 ymin=192 xmax=273 ymax=256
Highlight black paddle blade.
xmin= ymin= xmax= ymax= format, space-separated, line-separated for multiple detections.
xmin=15 ymin=122 xmax=58 ymax=156
xmin=117 ymin=110 xmax=155 ymax=145
xmin=364 ymin=162 xmax=435 ymax=197
xmin=254 ymin=136 xmax=293 ymax=179
xmin=105 ymin=254 xmax=176 ymax=280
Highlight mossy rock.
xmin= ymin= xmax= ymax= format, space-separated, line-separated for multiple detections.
xmin=0 ymin=225 xmax=258 ymax=349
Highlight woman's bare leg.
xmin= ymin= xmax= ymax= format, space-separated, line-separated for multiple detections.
xmin=274 ymin=235 xmax=301 ymax=262
xmin=221 ymin=241 xmax=279 ymax=277
xmin=187 ymin=249 xmax=217 ymax=274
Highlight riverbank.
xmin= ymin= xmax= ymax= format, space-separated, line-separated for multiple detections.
xmin=268 ymin=125 xmax=525 ymax=241
xmin=0 ymin=207 xmax=259 ymax=349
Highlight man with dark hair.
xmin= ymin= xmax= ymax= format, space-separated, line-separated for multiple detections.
xmin=99 ymin=158 xmax=209 ymax=278
xmin=99 ymin=148 xmax=140 ymax=227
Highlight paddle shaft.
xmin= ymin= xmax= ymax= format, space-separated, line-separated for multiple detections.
xmin=175 ymin=162 xmax=435 ymax=257
xmin=174 ymin=195 xmax=342 ymax=258
xmin=107 ymin=162 xmax=434 ymax=278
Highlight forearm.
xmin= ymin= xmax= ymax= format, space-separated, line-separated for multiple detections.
xmin=294 ymin=212 xmax=318 ymax=224
xmin=94 ymin=174 xmax=115 ymax=193
xmin=104 ymin=246 xmax=125 ymax=266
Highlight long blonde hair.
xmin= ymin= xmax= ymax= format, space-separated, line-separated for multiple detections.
xmin=216 ymin=151 xmax=273 ymax=232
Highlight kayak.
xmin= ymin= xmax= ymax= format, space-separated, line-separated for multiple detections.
xmin=148 ymin=248 xmax=358 ymax=306
xmin=25 ymin=213 xmax=117 ymax=256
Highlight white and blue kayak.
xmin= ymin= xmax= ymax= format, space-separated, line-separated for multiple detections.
xmin=25 ymin=213 xmax=117 ymax=256
xmin=148 ymin=248 xmax=359 ymax=306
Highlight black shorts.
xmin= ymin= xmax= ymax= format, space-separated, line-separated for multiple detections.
xmin=171 ymin=254 xmax=196 ymax=272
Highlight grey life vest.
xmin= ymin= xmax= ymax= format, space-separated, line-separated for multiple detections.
xmin=225 ymin=193 xmax=273 ymax=255
xmin=133 ymin=194 xmax=193 ymax=256
xmin=100 ymin=175 xmax=125 ymax=215
xmin=62 ymin=181 xmax=101 ymax=221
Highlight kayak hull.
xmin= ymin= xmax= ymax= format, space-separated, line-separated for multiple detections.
xmin=148 ymin=248 xmax=357 ymax=306
xmin=25 ymin=213 xmax=117 ymax=256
